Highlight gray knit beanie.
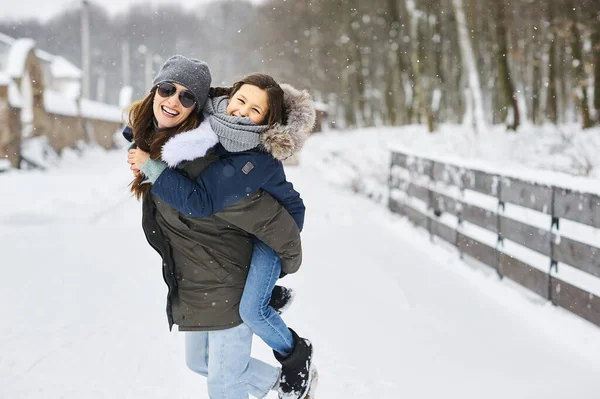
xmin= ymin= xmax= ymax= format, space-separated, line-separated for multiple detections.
xmin=152 ymin=55 xmax=212 ymax=109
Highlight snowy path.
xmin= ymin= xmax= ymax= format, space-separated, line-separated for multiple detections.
xmin=1 ymin=149 xmax=599 ymax=398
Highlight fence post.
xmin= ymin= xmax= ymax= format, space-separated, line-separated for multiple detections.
xmin=548 ymin=186 xmax=559 ymax=301
xmin=387 ymin=153 xmax=394 ymax=211
xmin=457 ymin=168 xmax=466 ymax=259
xmin=495 ymin=175 xmax=504 ymax=279
xmin=427 ymin=159 xmax=434 ymax=242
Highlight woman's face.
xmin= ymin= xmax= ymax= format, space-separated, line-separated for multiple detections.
xmin=152 ymin=82 xmax=195 ymax=129
xmin=226 ymin=84 xmax=269 ymax=125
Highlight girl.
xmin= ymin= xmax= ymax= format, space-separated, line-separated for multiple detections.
xmin=127 ymin=66 xmax=316 ymax=399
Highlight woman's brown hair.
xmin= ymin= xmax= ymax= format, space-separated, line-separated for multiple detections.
xmin=230 ymin=73 xmax=284 ymax=128
xmin=127 ymin=86 xmax=202 ymax=200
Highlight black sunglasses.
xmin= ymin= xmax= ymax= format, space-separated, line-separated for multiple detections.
xmin=156 ymin=82 xmax=197 ymax=109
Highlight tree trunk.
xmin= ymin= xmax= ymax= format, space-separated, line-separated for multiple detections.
xmin=385 ymin=55 xmax=399 ymax=125
xmin=494 ymin=0 xmax=519 ymax=130
xmin=445 ymin=0 xmax=464 ymax=123
xmin=531 ymin=57 xmax=541 ymax=125
xmin=342 ymin=0 xmax=367 ymax=127
xmin=545 ymin=1 xmax=558 ymax=124
xmin=385 ymin=0 xmax=406 ymax=126
xmin=431 ymin=1 xmax=444 ymax=128
xmin=342 ymin=67 xmax=357 ymax=129
xmin=452 ymin=0 xmax=486 ymax=133
xmin=406 ymin=0 xmax=434 ymax=132
xmin=593 ymin=11 xmax=600 ymax=124
xmin=568 ymin=2 xmax=593 ymax=128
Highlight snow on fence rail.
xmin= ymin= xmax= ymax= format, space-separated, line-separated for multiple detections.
xmin=388 ymin=150 xmax=600 ymax=327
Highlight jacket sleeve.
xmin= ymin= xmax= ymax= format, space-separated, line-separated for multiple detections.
xmin=264 ymin=165 xmax=306 ymax=231
xmin=123 ymin=126 xmax=134 ymax=143
xmin=216 ymin=190 xmax=302 ymax=274
xmin=151 ymin=152 xmax=280 ymax=218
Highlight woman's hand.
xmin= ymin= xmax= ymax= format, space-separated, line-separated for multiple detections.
xmin=128 ymin=149 xmax=150 ymax=173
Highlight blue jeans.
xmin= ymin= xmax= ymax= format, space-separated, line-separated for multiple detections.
xmin=239 ymin=239 xmax=294 ymax=356
xmin=185 ymin=323 xmax=280 ymax=399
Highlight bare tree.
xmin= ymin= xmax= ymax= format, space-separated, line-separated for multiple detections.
xmin=545 ymin=1 xmax=559 ymax=124
xmin=452 ymin=0 xmax=486 ymax=132
xmin=567 ymin=0 xmax=593 ymax=128
xmin=493 ymin=0 xmax=519 ymax=130
xmin=1 ymin=0 xmax=597 ymax=130
xmin=592 ymin=3 xmax=600 ymax=124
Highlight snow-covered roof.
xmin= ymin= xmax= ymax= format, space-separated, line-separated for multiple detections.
xmin=0 ymin=32 xmax=119 ymax=123
xmin=49 ymin=56 xmax=81 ymax=79
xmin=43 ymin=89 xmax=79 ymax=117
xmin=0 ymin=32 xmax=15 ymax=46
xmin=5 ymin=38 xmax=35 ymax=79
xmin=35 ymin=49 xmax=81 ymax=79
xmin=80 ymin=98 xmax=124 ymax=123
xmin=0 ymin=33 xmax=81 ymax=82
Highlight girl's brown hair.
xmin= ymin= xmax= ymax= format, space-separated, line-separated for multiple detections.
xmin=230 ymin=73 xmax=284 ymax=128
xmin=128 ymin=86 xmax=202 ymax=200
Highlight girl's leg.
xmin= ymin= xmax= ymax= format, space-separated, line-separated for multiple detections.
xmin=207 ymin=323 xmax=280 ymax=399
xmin=239 ymin=240 xmax=294 ymax=356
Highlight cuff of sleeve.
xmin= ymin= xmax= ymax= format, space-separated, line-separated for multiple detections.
xmin=140 ymin=158 xmax=168 ymax=184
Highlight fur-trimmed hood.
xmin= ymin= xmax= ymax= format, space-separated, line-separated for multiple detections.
xmin=261 ymin=83 xmax=316 ymax=160
xmin=160 ymin=83 xmax=315 ymax=165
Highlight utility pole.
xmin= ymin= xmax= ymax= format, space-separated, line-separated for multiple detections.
xmin=121 ymin=39 xmax=131 ymax=87
xmin=81 ymin=0 xmax=91 ymax=99
xmin=138 ymin=44 xmax=153 ymax=89
xmin=145 ymin=50 xmax=153 ymax=90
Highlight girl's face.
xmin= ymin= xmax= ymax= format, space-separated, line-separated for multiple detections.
xmin=152 ymin=82 xmax=195 ymax=129
xmin=226 ymin=84 xmax=269 ymax=125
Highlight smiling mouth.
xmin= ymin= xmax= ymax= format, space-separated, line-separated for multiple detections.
xmin=161 ymin=106 xmax=179 ymax=117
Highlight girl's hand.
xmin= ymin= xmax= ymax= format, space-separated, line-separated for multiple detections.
xmin=127 ymin=149 xmax=150 ymax=171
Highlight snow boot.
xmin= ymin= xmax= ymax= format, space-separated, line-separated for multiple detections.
xmin=275 ymin=328 xmax=315 ymax=399
xmin=269 ymin=285 xmax=295 ymax=314
xmin=305 ymin=367 xmax=319 ymax=399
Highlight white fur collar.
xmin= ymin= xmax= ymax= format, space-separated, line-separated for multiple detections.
xmin=161 ymin=119 xmax=218 ymax=167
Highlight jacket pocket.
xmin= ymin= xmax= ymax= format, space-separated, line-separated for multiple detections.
xmin=175 ymin=215 xmax=231 ymax=283
xmin=192 ymin=244 xmax=231 ymax=283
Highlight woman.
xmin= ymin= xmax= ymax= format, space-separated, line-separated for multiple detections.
xmin=126 ymin=55 xmax=315 ymax=399
xmin=128 ymin=73 xmax=316 ymax=398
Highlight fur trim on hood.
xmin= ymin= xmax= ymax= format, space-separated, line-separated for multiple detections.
xmin=209 ymin=83 xmax=316 ymax=160
xmin=261 ymin=83 xmax=315 ymax=160
xmin=161 ymin=120 xmax=218 ymax=167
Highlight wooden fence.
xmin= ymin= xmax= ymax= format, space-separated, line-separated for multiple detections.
xmin=388 ymin=151 xmax=600 ymax=327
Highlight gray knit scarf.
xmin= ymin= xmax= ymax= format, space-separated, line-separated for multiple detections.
xmin=202 ymin=96 xmax=266 ymax=152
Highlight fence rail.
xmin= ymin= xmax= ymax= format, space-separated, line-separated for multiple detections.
xmin=389 ymin=151 xmax=600 ymax=327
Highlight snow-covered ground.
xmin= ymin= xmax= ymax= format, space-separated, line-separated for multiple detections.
xmin=2 ymin=128 xmax=600 ymax=398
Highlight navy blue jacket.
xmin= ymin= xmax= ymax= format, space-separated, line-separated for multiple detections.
xmin=124 ymin=127 xmax=305 ymax=231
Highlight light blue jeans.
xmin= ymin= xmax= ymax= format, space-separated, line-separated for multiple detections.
xmin=240 ymin=239 xmax=294 ymax=356
xmin=185 ymin=323 xmax=280 ymax=399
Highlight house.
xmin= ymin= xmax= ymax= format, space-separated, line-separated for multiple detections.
xmin=0 ymin=32 xmax=123 ymax=169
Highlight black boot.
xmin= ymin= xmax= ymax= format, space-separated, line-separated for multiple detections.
xmin=269 ymin=285 xmax=295 ymax=314
xmin=275 ymin=329 xmax=315 ymax=399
